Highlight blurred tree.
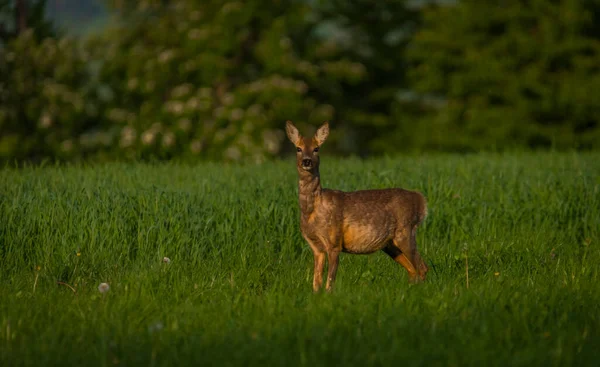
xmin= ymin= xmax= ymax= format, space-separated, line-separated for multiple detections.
xmin=408 ymin=0 xmax=600 ymax=151
xmin=0 ymin=0 xmax=56 ymax=42
xmin=0 ymin=0 xmax=97 ymax=162
xmin=0 ymin=30 xmax=96 ymax=161
xmin=314 ymin=0 xmax=428 ymax=155
xmin=88 ymin=0 xmax=369 ymax=162
xmin=4 ymin=0 xmax=599 ymax=164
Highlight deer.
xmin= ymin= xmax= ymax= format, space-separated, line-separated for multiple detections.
xmin=285 ymin=121 xmax=429 ymax=292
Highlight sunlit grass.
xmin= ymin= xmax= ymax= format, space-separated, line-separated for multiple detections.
xmin=1 ymin=152 xmax=599 ymax=366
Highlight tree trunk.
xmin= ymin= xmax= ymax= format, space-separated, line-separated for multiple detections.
xmin=16 ymin=0 xmax=28 ymax=34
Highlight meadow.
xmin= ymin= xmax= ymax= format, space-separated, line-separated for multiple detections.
xmin=1 ymin=152 xmax=599 ymax=366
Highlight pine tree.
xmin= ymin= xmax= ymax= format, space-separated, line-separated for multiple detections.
xmin=408 ymin=0 xmax=600 ymax=151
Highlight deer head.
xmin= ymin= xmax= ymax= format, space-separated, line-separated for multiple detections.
xmin=285 ymin=121 xmax=329 ymax=173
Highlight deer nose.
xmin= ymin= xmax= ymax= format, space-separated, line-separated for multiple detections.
xmin=302 ymin=158 xmax=312 ymax=167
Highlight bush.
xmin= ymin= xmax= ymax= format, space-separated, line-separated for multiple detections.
xmin=0 ymin=29 xmax=97 ymax=162
xmin=86 ymin=0 xmax=369 ymax=162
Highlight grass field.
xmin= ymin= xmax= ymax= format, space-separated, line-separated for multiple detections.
xmin=1 ymin=152 xmax=599 ymax=366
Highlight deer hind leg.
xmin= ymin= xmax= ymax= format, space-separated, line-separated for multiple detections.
xmin=312 ymin=251 xmax=326 ymax=293
xmin=383 ymin=241 xmax=419 ymax=283
xmin=383 ymin=229 xmax=424 ymax=283
xmin=411 ymin=227 xmax=428 ymax=281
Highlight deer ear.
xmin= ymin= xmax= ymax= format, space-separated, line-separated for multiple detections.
xmin=285 ymin=120 xmax=301 ymax=145
xmin=314 ymin=122 xmax=329 ymax=146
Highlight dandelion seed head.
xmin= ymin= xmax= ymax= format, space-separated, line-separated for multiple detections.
xmin=162 ymin=257 xmax=171 ymax=264
xmin=98 ymin=282 xmax=110 ymax=293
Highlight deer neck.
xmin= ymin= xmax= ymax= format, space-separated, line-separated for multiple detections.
xmin=298 ymin=169 xmax=322 ymax=216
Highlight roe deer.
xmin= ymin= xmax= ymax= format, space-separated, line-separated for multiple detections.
xmin=285 ymin=121 xmax=429 ymax=292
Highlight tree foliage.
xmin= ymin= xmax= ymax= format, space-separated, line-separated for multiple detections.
xmin=0 ymin=1 xmax=95 ymax=161
xmin=88 ymin=0 xmax=370 ymax=162
xmin=1 ymin=0 xmax=600 ymax=163
xmin=0 ymin=0 xmax=56 ymax=42
xmin=408 ymin=0 xmax=600 ymax=151
xmin=315 ymin=0 xmax=427 ymax=155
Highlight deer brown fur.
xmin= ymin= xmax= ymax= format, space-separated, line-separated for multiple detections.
xmin=285 ymin=121 xmax=429 ymax=292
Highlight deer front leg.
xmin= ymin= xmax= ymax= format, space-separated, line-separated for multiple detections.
xmin=312 ymin=251 xmax=326 ymax=292
xmin=325 ymin=249 xmax=340 ymax=292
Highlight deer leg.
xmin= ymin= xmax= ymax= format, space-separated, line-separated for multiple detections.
xmin=383 ymin=231 xmax=422 ymax=283
xmin=325 ymin=249 xmax=340 ymax=292
xmin=411 ymin=228 xmax=428 ymax=281
xmin=312 ymin=251 xmax=326 ymax=292
xmin=383 ymin=243 xmax=419 ymax=283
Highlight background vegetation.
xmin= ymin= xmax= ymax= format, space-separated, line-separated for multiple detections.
xmin=1 ymin=152 xmax=599 ymax=366
xmin=2 ymin=0 xmax=599 ymax=163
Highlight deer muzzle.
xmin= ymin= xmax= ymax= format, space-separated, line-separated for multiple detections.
xmin=301 ymin=158 xmax=313 ymax=168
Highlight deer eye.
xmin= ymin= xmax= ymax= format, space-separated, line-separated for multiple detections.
xmin=296 ymin=147 xmax=302 ymax=153
xmin=313 ymin=147 xmax=320 ymax=152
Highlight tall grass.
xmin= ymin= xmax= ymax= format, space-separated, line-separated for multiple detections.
xmin=1 ymin=152 xmax=599 ymax=366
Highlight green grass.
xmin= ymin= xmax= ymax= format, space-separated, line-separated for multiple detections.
xmin=1 ymin=152 xmax=599 ymax=367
